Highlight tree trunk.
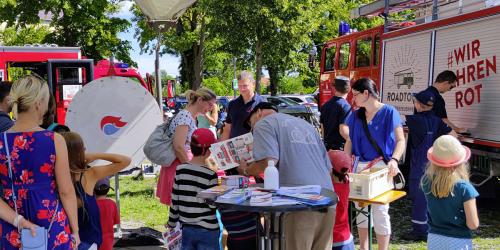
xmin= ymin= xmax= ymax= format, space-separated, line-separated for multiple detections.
xmin=192 ymin=16 xmax=205 ymax=90
xmin=268 ymin=66 xmax=279 ymax=96
xmin=255 ymin=39 xmax=263 ymax=94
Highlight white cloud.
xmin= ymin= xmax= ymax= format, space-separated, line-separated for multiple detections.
xmin=113 ymin=0 xmax=134 ymax=19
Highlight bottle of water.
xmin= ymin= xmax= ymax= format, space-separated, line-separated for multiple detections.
xmin=264 ymin=160 xmax=279 ymax=190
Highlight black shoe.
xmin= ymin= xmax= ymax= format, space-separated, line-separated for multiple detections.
xmin=401 ymin=232 xmax=427 ymax=241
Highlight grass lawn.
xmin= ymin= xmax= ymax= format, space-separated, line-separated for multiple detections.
xmin=110 ymin=176 xmax=500 ymax=249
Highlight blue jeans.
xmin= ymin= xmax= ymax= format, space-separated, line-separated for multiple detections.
xmin=182 ymin=226 xmax=220 ymax=250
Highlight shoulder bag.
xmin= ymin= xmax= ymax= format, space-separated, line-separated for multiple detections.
xmin=143 ymin=113 xmax=180 ymax=166
xmin=4 ymin=132 xmax=59 ymax=250
xmin=360 ymin=115 xmax=406 ymax=190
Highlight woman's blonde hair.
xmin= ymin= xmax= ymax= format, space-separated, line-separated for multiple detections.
xmin=185 ymin=87 xmax=216 ymax=105
xmin=10 ymin=75 xmax=50 ymax=119
xmin=421 ymin=162 xmax=470 ymax=198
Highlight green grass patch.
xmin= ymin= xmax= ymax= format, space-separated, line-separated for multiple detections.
xmin=109 ymin=176 xmax=168 ymax=231
xmin=110 ymin=176 xmax=500 ymax=249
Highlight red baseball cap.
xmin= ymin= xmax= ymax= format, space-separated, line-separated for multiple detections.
xmin=327 ymin=150 xmax=352 ymax=174
xmin=191 ymin=128 xmax=217 ymax=148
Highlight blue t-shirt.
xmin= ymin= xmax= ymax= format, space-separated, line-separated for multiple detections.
xmin=422 ymin=179 xmax=479 ymax=238
xmin=320 ymin=96 xmax=351 ymax=149
xmin=226 ymin=94 xmax=263 ymax=138
xmin=345 ymin=104 xmax=402 ymax=161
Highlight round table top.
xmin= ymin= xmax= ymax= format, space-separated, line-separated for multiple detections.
xmin=205 ymin=184 xmax=338 ymax=213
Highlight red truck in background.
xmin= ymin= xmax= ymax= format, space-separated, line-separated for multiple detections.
xmin=317 ymin=1 xmax=500 ymax=197
xmin=0 ymin=45 xmax=153 ymax=124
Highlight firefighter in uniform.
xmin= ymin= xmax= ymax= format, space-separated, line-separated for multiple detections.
xmin=402 ymin=90 xmax=455 ymax=241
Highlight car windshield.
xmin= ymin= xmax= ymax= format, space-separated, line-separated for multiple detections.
xmin=306 ymin=97 xmax=316 ymax=103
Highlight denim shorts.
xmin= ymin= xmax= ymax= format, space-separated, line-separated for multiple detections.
xmin=181 ymin=226 xmax=220 ymax=250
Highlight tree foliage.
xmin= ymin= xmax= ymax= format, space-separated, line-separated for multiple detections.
xmin=0 ymin=0 xmax=133 ymax=65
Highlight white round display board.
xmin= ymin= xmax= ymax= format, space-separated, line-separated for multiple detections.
xmin=66 ymin=76 xmax=163 ymax=170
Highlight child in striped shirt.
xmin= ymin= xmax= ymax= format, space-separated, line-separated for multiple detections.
xmin=168 ymin=128 xmax=220 ymax=249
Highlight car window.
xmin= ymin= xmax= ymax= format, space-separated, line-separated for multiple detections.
xmin=280 ymin=97 xmax=300 ymax=105
xmin=306 ymin=97 xmax=316 ymax=103
xmin=338 ymin=42 xmax=350 ymax=70
xmin=266 ymin=97 xmax=283 ymax=106
xmin=287 ymin=97 xmax=302 ymax=103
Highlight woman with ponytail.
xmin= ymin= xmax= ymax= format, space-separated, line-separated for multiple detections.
xmin=342 ymin=78 xmax=406 ymax=250
xmin=60 ymin=131 xmax=130 ymax=249
xmin=156 ymin=87 xmax=217 ymax=206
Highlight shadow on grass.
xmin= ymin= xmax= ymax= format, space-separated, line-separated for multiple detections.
xmin=118 ymin=189 xmax=155 ymax=197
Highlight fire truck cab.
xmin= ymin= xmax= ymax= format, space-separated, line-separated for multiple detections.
xmin=0 ymin=45 xmax=152 ymax=124
xmin=318 ymin=1 xmax=500 ymax=197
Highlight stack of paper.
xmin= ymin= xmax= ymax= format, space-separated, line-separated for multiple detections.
xmin=216 ymin=189 xmax=251 ymax=204
xmin=249 ymin=191 xmax=273 ymax=206
xmin=197 ymin=185 xmax=235 ymax=199
xmin=279 ymin=193 xmax=332 ymax=206
xmin=276 ymin=185 xmax=321 ymax=195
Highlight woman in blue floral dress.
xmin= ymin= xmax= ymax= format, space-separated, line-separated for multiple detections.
xmin=0 ymin=75 xmax=80 ymax=249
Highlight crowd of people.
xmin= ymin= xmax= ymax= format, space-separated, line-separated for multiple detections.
xmin=0 ymin=69 xmax=479 ymax=250
xmin=162 ymin=70 xmax=479 ymax=250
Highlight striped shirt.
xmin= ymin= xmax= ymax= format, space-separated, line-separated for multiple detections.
xmin=168 ymin=163 xmax=219 ymax=230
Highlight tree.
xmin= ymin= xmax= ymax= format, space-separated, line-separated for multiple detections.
xmin=0 ymin=0 xmax=133 ymax=65
xmin=0 ymin=25 xmax=51 ymax=45
xmin=133 ymin=3 xmax=207 ymax=90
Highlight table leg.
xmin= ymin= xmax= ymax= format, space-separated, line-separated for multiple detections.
xmin=278 ymin=213 xmax=285 ymax=250
xmin=270 ymin=213 xmax=275 ymax=250
xmin=368 ymin=205 xmax=372 ymax=250
xmin=257 ymin=215 xmax=263 ymax=250
xmin=264 ymin=213 xmax=272 ymax=250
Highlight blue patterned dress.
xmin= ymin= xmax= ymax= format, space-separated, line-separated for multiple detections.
xmin=0 ymin=131 xmax=73 ymax=249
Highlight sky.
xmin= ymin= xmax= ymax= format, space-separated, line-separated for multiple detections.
xmin=115 ymin=1 xmax=180 ymax=77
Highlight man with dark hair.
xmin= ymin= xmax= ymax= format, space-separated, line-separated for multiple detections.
xmin=420 ymin=70 xmax=466 ymax=133
xmin=238 ymin=102 xmax=335 ymax=250
xmin=320 ymin=76 xmax=352 ymax=150
xmin=0 ymin=82 xmax=14 ymax=132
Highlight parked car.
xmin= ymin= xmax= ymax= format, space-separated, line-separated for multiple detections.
xmin=280 ymin=94 xmax=320 ymax=119
xmin=217 ymin=96 xmax=230 ymax=110
xmin=280 ymin=95 xmax=317 ymax=106
xmin=261 ymin=95 xmax=320 ymax=130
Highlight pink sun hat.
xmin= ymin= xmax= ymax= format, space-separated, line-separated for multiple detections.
xmin=427 ymin=135 xmax=471 ymax=168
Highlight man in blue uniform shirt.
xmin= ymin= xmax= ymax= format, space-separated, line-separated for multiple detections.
xmin=420 ymin=70 xmax=466 ymax=134
xmin=220 ymin=71 xmax=263 ymax=140
xmin=320 ymin=76 xmax=351 ymax=150
xmin=402 ymin=90 xmax=455 ymax=241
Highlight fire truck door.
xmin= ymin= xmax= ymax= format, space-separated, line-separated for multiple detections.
xmin=47 ymin=59 xmax=94 ymax=124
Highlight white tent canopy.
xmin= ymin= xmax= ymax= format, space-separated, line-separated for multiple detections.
xmin=134 ymin=0 xmax=197 ymax=21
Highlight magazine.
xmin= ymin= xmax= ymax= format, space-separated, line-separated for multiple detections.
xmin=210 ymin=133 xmax=254 ymax=170
xmin=197 ymin=185 xmax=235 ymax=200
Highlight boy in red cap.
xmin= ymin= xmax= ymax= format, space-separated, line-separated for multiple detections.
xmin=168 ymin=128 xmax=220 ymax=249
xmin=328 ymin=150 xmax=354 ymax=250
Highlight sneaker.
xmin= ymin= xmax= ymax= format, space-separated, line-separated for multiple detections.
xmin=401 ymin=231 xmax=427 ymax=241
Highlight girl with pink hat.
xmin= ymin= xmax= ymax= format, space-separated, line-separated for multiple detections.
xmin=422 ymin=135 xmax=479 ymax=249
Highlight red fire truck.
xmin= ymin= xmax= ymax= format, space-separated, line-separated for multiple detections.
xmin=317 ymin=2 xmax=500 ymax=196
xmin=0 ymin=45 xmax=153 ymax=124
